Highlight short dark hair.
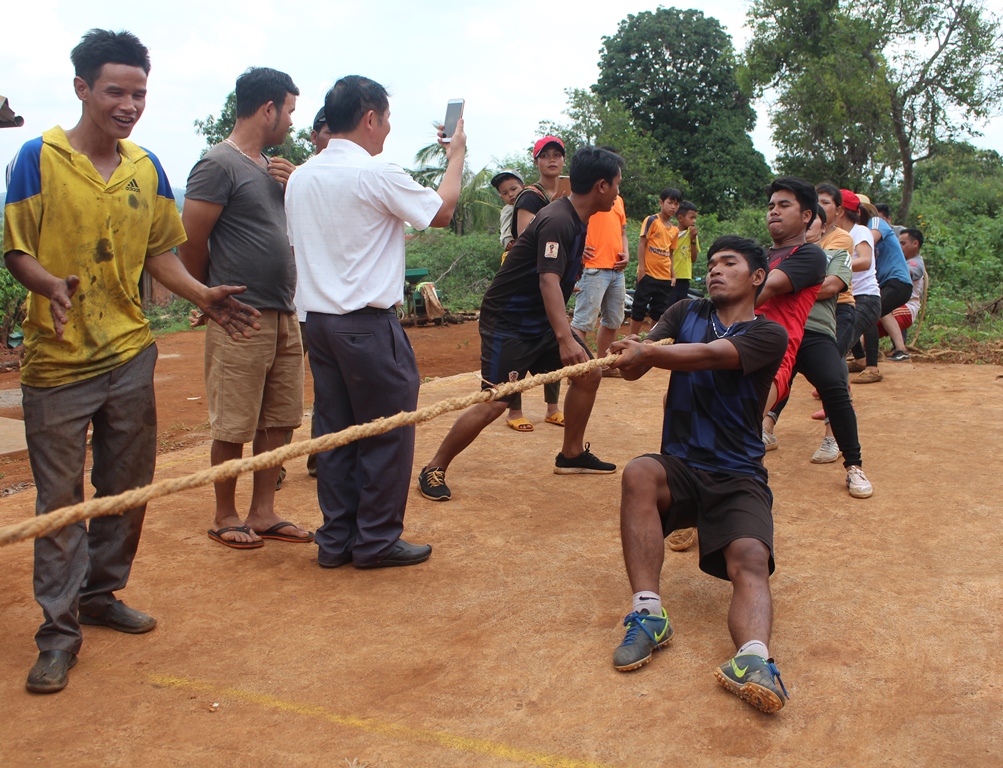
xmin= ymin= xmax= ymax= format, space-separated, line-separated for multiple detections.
xmin=815 ymin=204 xmax=827 ymax=225
xmin=568 ymin=146 xmax=624 ymax=194
xmin=707 ymin=235 xmax=770 ymax=296
xmin=875 ymin=203 xmax=892 ymax=218
xmin=235 ymin=67 xmax=299 ymax=119
xmin=815 ymin=182 xmax=842 ymax=209
xmin=901 ymin=227 xmax=924 ymax=248
xmin=71 ymin=29 xmax=150 ymax=87
xmin=677 ymin=201 xmax=698 ymax=216
xmin=768 ymin=176 xmax=817 ymax=229
xmin=660 ymin=187 xmax=682 ymax=203
xmin=324 ymin=75 xmax=390 ymax=134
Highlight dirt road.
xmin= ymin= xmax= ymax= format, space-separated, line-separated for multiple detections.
xmin=1 ymin=324 xmax=1001 ymax=767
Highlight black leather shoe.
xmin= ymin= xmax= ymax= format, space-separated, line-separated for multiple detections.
xmin=79 ymin=601 xmax=157 ymax=634
xmin=318 ymin=551 xmax=353 ymax=569
xmin=26 ymin=650 xmax=78 ymax=694
xmin=354 ymin=540 xmax=432 ymax=569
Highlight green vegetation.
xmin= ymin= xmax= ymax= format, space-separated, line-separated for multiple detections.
xmin=145 ymin=297 xmax=197 ymax=335
xmin=194 ymin=91 xmax=314 ymax=163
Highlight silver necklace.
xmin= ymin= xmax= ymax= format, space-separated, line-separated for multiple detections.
xmin=223 ymin=138 xmax=265 ymax=166
xmin=711 ymin=312 xmax=738 ymax=339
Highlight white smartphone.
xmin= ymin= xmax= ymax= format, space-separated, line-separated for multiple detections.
xmin=442 ymin=99 xmax=465 ymax=142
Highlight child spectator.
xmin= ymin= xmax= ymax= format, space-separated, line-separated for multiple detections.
xmin=666 ymin=201 xmax=699 ymax=308
xmin=491 ymin=169 xmax=525 ymax=255
xmin=879 ymin=228 xmax=927 ymax=360
xmin=630 ymin=187 xmax=681 ymax=335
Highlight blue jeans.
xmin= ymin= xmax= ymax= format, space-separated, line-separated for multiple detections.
xmin=571 ymin=268 xmax=626 ymax=331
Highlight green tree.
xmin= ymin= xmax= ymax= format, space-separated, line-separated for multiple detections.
xmin=595 ymin=8 xmax=771 ymax=217
xmin=193 ymin=91 xmax=313 ymax=164
xmin=537 ymin=88 xmax=680 ymax=218
xmin=745 ymin=0 xmax=1003 ymax=220
xmin=408 ymin=137 xmax=500 ymax=235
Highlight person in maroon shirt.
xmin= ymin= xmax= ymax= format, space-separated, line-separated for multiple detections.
xmin=754 ymin=177 xmax=827 ymax=446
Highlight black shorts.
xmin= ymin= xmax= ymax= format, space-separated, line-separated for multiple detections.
xmin=480 ymin=329 xmax=592 ymax=403
xmin=644 ymin=453 xmax=775 ymax=581
xmin=631 ymin=275 xmax=673 ymax=322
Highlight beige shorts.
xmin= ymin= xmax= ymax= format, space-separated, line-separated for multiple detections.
xmin=205 ymin=310 xmax=304 ymax=443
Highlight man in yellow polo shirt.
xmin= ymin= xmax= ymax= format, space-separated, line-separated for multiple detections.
xmin=3 ymin=29 xmax=259 ymax=695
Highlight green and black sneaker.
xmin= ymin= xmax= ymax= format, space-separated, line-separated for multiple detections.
xmin=612 ymin=609 xmax=673 ymax=671
xmin=714 ymin=654 xmax=789 ymax=713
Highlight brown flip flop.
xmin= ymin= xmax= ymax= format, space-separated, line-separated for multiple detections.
xmin=208 ymin=525 xmax=264 ymax=549
xmin=254 ymin=521 xmax=315 ymax=543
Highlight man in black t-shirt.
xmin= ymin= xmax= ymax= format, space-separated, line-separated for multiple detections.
xmin=607 ymin=236 xmax=792 ymax=714
xmin=417 ymin=147 xmax=624 ymax=502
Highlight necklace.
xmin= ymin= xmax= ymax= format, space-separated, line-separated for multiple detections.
xmin=711 ymin=312 xmax=738 ymax=339
xmin=223 ymin=138 xmax=265 ymax=167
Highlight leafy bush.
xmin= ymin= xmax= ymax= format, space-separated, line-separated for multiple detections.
xmin=0 ymin=265 xmax=27 ymax=344
xmin=405 ymin=230 xmax=502 ymax=311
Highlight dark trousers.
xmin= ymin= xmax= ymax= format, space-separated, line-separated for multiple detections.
xmin=853 ymin=280 xmax=910 ymax=366
xmin=23 ymin=344 xmax=158 ymax=654
xmin=305 ymin=310 xmax=419 ymax=563
xmin=772 ymin=330 xmax=862 ymax=467
xmin=665 ymin=278 xmax=690 ymax=309
xmin=508 ymin=380 xmax=560 ymax=412
xmin=834 ymin=303 xmax=857 ymax=359
xmin=850 ymin=294 xmax=882 ymax=366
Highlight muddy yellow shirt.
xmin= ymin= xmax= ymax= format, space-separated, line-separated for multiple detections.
xmin=3 ymin=127 xmax=186 ymax=387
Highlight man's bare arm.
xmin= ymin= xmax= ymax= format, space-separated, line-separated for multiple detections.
xmin=178 ymin=198 xmax=224 ymax=283
xmin=540 ymin=271 xmax=588 ymax=367
xmin=816 ymin=274 xmax=848 ymax=300
xmin=145 ymin=251 xmax=260 ymax=339
xmin=610 ymin=337 xmax=742 ymax=380
xmin=430 ymin=119 xmax=467 ymax=228
xmin=754 ymin=268 xmax=794 ymax=307
xmin=3 ymin=251 xmax=79 ymax=340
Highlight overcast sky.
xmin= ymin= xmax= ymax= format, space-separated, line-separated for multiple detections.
xmin=3 ymin=0 xmax=1003 ymax=192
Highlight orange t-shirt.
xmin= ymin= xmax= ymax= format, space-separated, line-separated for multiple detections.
xmin=640 ymin=214 xmax=678 ymax=281
xmin=821 ymin=226 xmax=856 ymax=306
xmin=584 ymin=196 xmax=627 ymax=269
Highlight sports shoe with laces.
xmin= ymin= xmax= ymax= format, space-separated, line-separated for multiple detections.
xmin=554 ymin=443 xmax=616 ymax=474
xmin=714 ymin=654 xmax=789 ymax=713
xmin=762 ymin=430 xmax=778 ymax=451
xmin=811 ymin=436 xmax=840 ymax=464
xmin=417 ymin=466 xmax=451 ymax=501
xmin=613 ymin=609 xmax=673 ymax=671
xmin=846 ymin=465 xmax=873 ymax=498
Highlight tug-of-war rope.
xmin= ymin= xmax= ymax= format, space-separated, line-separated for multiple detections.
xmin=0 ymin=340 xmax=673 ymax=547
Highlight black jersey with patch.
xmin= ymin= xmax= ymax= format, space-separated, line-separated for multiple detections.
xmin=648 ymin=299 xmax=788 ymax=483
xmin=479 ymin=197 xmax=586 ymax=339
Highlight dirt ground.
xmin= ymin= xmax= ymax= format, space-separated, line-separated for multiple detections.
xmin=0 ymin=323 xmax=1001 ymax=767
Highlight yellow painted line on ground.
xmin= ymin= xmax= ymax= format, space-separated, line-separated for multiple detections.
xmin=149 ymin=674 xmax=615 ymax=768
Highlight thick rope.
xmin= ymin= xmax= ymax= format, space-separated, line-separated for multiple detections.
xmin=0 ymin=341 xmax=670 ymax=547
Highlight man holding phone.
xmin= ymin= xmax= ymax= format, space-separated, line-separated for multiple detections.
xmin=285 ymin=77 xmax=466 ymax=569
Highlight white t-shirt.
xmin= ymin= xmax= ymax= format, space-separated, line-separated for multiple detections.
xmin=849 ymin=224 xmax=880 ymax=298
xmin=286 ymin=139 xmax=442 ymax=317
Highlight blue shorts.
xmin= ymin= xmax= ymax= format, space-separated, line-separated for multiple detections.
xmin=571 ymin=268 xmax=626 ymax=331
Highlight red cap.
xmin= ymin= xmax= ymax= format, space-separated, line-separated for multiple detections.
xmin=533 ymin=136 xmax=565 ymax=159
xmin=840 ymin=189 xmax=860 ymax=212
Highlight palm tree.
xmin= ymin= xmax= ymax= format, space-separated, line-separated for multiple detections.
xmin=408 ymin=137 xmax=500 ymax=235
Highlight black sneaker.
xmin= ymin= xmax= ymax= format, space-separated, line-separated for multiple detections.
xmin=554 ymin=443 xmax=616 ymax=474
xmin=888 ymin=349 xmax=910 ymax=361
xmin=418 ymin=466 xmax=451 ymax=501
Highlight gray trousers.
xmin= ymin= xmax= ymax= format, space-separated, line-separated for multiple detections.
xmin=22 ymin=344 xmax=158 ymax=654
xmin=305 ymin=310 xmax=419 ymax=564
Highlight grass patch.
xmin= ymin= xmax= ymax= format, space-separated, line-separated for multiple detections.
xmin=145 ymin=297 xmax=197 ymax=335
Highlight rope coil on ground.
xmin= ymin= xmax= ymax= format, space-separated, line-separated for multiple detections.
xmin=0 ymin=340 xmax=671 ymax=547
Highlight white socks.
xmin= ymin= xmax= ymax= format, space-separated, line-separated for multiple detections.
xmin=738 ymin=640 xmax=769 ymax=660
xmin=632 ymin=591 xmax=661 ymax=616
